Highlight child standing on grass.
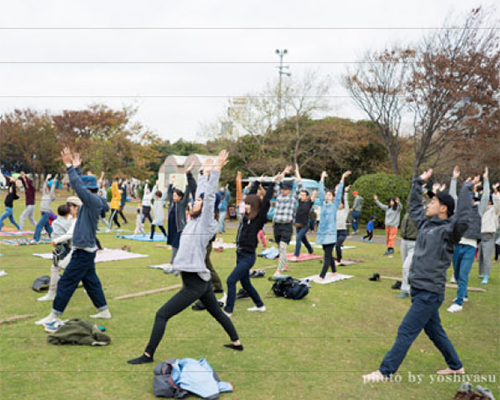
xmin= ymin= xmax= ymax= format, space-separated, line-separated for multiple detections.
xmin=134 ymin=208 xmax=146 ymax=236
xmin=373 ymin=194 xmax=402 ymax=256
xmin=128 ymin=151 xmax=243 ymax=365
xmin=38 ymin=198 xmax=82 ymax=302
xmin=362 ymin=216 xmax=375 ymax=242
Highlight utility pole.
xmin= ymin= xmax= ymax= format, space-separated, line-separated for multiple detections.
xmin=275 ymin=49 xmax=291 ymax=121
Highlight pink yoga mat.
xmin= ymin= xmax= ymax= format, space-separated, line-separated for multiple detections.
xmin=286 ymin=253 xmax=322 ymax=262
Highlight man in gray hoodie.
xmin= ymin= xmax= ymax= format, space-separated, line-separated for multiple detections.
xmin=363 ymin=168 xmax=474 ymax=382
xmin=36 ymin=148 xmax=111 ymax=326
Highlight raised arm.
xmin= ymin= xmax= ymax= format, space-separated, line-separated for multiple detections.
xmin=409 ymin=169 xmax=432 ymax=229
xmin=447 ymin=181 xmax=473 ymax=244
xmin=201 ymin=151 xmax=228 ymax=224
xmin=318 ymin=171 xmax=327 ymax=204
xmin=50 ymin=176 xmax=57 ymax=196
xmin=479 ymin=168 xmax=490 ymax=216
xmin=248 ymin=180 xmax=260 ymax=195
xmin=374 ymin=196 xmax=388 ymax=211
xmin=258 ymin=182 xmax=276 ymax=225
xmin=449 ymin=166 xmax=459 ymax=205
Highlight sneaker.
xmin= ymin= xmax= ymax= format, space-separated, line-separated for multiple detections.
xmin=247 ymin=306 xmax=266 ymax=312
xmin=361 ymin=237 xmax=365 ymax=242
xmin=391 ymin=281 xmax=402 ymax=290
xmin=383 ymin=250 xmax=390 ymax=256
xmin=35 ymin=313 xmax=59 ymax=326
xmin=90 ymin=309 xmax=112 ymax=319
xmin=368 ymin=240 xmax=373 ymax=243
xmin=450 ymin=275 xmax=457 ymax=284
xmin=453 ymin=297 xmax=468 ymax=303
xmin=223 ymin=310 xmax=232 ymax=318
xmin=191 ymin=300 xmax=206 ymax=311
xmin=447 ymin=303 xmax=463 ymax=313
xmin=397 ymin=292 xmax=409 ymax=299
xmin=480 ymin=277 xmax=489 ymax=285
xmin=44 ymin=319 xmax=62 ymax=333
xmin=38 ymin=292 xmax=55 ymax=302
xmin=236 ymin=288 xmax=250 ymax=300
xmin=362 ymin=370 xmax=388 ymax=383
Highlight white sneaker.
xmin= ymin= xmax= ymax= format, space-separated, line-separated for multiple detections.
xmin=37 ymin=292 xmax=55 ymax=302
xmin=247 ymin=306 xmax=266 ymax=313
xmin=219 ymin=293 xmax=227 ymax=305
xmin=35 ymin=313 xmax=59 ymax=325
xmin=447 ymin=304 xmax=463 ymax=313
xmin=453 ymin=297 xmax=468 ymax=303
xmin=90 ymin=309 xmax=112 ymax=319
xmin=450 ymin=276 xmax=457 ymax=283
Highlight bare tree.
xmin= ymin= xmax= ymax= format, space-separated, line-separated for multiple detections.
xmin=342 ymin=47 xmax=410 ymax=174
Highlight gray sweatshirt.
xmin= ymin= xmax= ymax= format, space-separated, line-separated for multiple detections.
xmin=51 ymin=216 xmax=73 ymax=241
xmin=352 ymin=196 xmax=363 ymax=212
xmin=172 ymin=171 xmax=220 ymax=281
xmin=40 ymin=179 xmax=56 ymax=213
xmin=375 ymin=199 xmax=402 ymax=228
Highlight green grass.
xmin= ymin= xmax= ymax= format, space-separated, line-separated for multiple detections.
xmin=0 ymin=196 xmax=499 ymax=399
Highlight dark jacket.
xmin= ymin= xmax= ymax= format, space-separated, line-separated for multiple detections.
xmin=21 ymin=176 xmax=36 ymax=205
xmin=67 ymin=166 xmax=110 ymax=249
xmin=47 ymin=319 xmax=111 ymax=346
xmin=400 ymin=212 xmax=418 ymax=241
xmin=167 ymin=183 xmax=191 ymax=232
xmin=408 ymin=178 xmax=473 ymax=294
xmin=4 ymin=182 xmax=19 ymax=208
xmin=450 ymin=177 xmax=482 ymax=240
xmin=236 ymin=181 xmax=275 ymax=254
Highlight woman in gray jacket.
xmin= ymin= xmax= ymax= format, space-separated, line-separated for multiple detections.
xmin=128 ymin=151 xmax=242 ymax=365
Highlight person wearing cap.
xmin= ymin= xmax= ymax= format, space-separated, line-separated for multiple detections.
xmin=477 ymin=168 xmax=500 ymax=285
xmin=37 ymin=196 xmax=82 ymax=302
xmin=291 ymin=164 xmax=317 ymax=261
xmin=128 ymin=150 xmax=243 ymax=365
xmin=33 ymin=173 xmax=58 ymax=242
xmin=315 ymin=170 xmax=351 ymax=282
xmin=350 ymin=191 xmax=363 ymax=234
xmin=35 ymin=148 xmax=111 ymax=326
xmin=363 ymin=168 xmax=474 ymax=383
xmin=273 ymin=165 xmax=301 ymax=276
xmin=447 ymin=166 xmax=483 ymax=312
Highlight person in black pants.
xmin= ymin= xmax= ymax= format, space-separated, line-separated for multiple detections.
xmin=224 ymin=176 xmax=276 ymax=316
xmin=128 ymin=150 xmax=242 ymax=365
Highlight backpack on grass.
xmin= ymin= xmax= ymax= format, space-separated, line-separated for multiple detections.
xmin=271 ymin=276 xmax=309 ymax=300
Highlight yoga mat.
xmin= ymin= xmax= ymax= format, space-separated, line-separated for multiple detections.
xmin=117 ymin=234 xmax=166 ymax=242
xmin=0 ymin=238 xmax=51 ymax=246
xmin=33 ymin=248 xmax=149 ymax=263
xmin=302 ymin=273 xmax=354 ymax=284
xmin=0 ymin=230 xmax=36 ymax=237
xmin=338 ymin=260 xmax=360 ymax=266
xmin=213 ymin=241 xmax=237 ymax=249
xmin=286 ymin=253 xmax=322 ymax=262
xmin=312 ymin=244 xmax=356 ymax=250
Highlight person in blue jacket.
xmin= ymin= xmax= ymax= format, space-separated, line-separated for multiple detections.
xmin=315 ymin=170 xmax=351 ymax=283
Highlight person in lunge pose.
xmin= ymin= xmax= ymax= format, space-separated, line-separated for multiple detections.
xmin=19 ymin=171 xmax=37 ymax=230
xmin=127 ymin=151 xmax=243 ymax=365
xmin=224 ymin=176 xmax=276 ymax=316
xmin=0 ymin=175 xmax=20 ymax=231
xmin=315 ymin=170 xmax=351 ymax=283
xmin=36 ymin=149 xmax=111 ymax=326
xmin=363 ymin=168 xmax=474 ymax=383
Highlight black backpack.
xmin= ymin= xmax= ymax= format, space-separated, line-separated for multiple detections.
xmin=32 ymin=275 xmax=50 ymax=292
xmin=271 ymin=277 xmax=309 ymax=300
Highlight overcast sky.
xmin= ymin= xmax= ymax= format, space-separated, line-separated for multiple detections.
xmin=1 ymin=0 xmax=498 ymax=143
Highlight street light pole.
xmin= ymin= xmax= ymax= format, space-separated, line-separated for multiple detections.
xmin=275 ymin=49 xmax=290 ymax=121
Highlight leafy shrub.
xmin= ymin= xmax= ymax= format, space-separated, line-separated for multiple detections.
xmin=349 ymin=173 xmax=410 ymax=228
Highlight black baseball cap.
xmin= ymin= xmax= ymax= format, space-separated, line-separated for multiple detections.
xmin=280 ymin=182 xmax=293 ymax=190
xmin=427 ymin=191 xmax=455 ymax=217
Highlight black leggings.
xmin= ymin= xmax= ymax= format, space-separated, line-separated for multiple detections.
xmin=363 ymin=230 xmax=373 ymax=241
xmin=495 ymin=243 xmax=500 ymax=261
xmin=109 ymin=209 xmax=121 ymax=229
xmin=320 ymin=243 xmax=336 ymax=278
xmin=118 ymin=205 xmax=128 ymax=224
xmin=145 ymin=272 xmax=238 ymax=356
xmin=150 ymin=224 xmax=167 ymax=239
xmin=142 ymin=206 xmax=152 ymax=223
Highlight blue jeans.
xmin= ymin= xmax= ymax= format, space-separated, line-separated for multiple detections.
xmin=452 ymin=244 xmax=476 ymax=305
xmin=0 ymin=207 xmax=20 ymax=231
xmin=52 ymin=249 xmax=108 ymax=315
xmin=218 ymin=210 xmax=227 ymax=233
xmin=379 ymin=288 xmax=462 ymax=376
xmin=294 ymin=225 xmax=313 ymax=257
xmin=34 ymin=211 xmax=52 ymax=241
xmin=351 ymin=211 xmax=361 ymax=232
xmin=224 ymin=250 xmax=263 ymax=314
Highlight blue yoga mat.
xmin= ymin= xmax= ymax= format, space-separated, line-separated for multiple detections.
xmin=117 ymin=234 xmax=166 ymax=242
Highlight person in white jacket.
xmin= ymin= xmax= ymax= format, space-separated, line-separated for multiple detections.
xmin=38 ymin=196 xmax=82 ymax=302
xmin=141 ymin=181 xmax=154 ymax=224
xmin=150 ymin=182 xmax=168 ymax=240
xmin=478 ymin=168 xmax=500 ymax=285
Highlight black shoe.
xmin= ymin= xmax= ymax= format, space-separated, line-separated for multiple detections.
xmin=236 ymin=288 xmax=250 ymax=299
xmin=391 ymin=281 xmax=402 ymax=290
xmin=191 ymin=300 xmax=206 ymax=311
xmin=369 ymin=273 xmax=380 ymax=282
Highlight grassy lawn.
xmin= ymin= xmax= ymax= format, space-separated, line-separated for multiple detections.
xmin=1 ymin=196 xmax=499 ymax=399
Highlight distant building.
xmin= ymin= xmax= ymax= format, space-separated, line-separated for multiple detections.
xmin=158 ymin=154 xmax=218 ymax=192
